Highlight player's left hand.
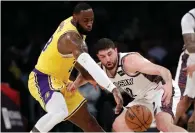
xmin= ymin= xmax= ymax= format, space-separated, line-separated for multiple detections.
xmin=183 ymin=64 xmax=195 ymax=78
xmin=112 ymin=88 xmax=123 ymax=114
xmin=162 ymin=82 xmax=172 ymax=106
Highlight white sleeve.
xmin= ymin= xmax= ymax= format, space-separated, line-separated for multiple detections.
xmin=181 ymin=13 xmax=195 ymax=34
xmin=77 ymin=52 xmax=116 ymax=92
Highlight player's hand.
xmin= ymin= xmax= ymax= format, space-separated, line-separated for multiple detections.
xmin=66 ymin=81 xmax=77 ymax=92
xmin=183 ymin=64 xmax=195 ymax=78
xmin=87 ymin=80 xmax=99 ymax=91
xmin=162 ymin=82 xmax=172 ymax=106
xmin=112 ymin=88 xmax=123 ymax=114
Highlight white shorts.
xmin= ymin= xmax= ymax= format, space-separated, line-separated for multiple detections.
xmin=172 ymin=80 xmax=181 ymax=117
xmin=125 ymin=82 xmax=179 ymax=128
xmin=175 ymin=50 xmax=195 ymax=98
xmin=126 ymin=88 xmax=173 ymax=119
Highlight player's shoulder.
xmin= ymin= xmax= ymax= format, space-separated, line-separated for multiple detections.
xmin=57 ymin=16 xmax=86 ymax=42
xmin=122 ymin=52 xmax=147 ymax=66
xmin=120 ymin=52 xmax=141 ymax=59
xmin=189 ymin=8 xmax=195 ymax=15
xmin=182 ymin=8 xmax=195 ymax=22
xmin=120 ymin=52 xmax=142 ymax=66
xmin=59 ymin=16 xmax=73 ymax=25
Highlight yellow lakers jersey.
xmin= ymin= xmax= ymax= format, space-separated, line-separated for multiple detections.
xmin=35 ymin=16 xmax=86 ymax=81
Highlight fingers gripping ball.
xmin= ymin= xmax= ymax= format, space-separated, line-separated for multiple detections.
xmin=125 ymin=105 xmax=153 ymax=131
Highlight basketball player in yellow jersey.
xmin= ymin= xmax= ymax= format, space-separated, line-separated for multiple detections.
xmin=28 ymin=3 xmax=123 ymax=133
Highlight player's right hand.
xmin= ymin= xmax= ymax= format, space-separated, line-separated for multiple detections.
xmin=66 ymin=81 xmax=77 ymax=92
xmin=112 ymin=88 xmax=123 ymax=114
xmin=183 ymin=64 xmax=195 ymax=78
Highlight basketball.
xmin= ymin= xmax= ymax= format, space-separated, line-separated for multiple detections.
xmin=125 ymin=105 xmax=153 ymax=131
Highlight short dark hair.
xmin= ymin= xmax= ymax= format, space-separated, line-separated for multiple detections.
xmin=73 ymin=2 xmax=92 ymax=14
xmin=94 ymin=38 xmax=117 ymax=54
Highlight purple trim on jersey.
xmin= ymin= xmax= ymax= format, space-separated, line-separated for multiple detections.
xmin=33 ymin=68 xmax=45 ymax=75
xmin=33 ymin=69 xmax=54 ymax=104
xmin=178 ymin=53 xmax=189 ymax=97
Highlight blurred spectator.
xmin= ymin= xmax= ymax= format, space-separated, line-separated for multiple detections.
xmin=1 ymin=83 xmax=27 ymax=131
xmin=78 ymin=83 xmax=101 ymax=118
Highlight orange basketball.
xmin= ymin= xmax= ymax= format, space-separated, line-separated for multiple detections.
xmin=125 ymin=105 xmax=153 ymax=131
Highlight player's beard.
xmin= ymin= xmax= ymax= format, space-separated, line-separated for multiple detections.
xmin=76 ymin=22 xmax=90 ymax=35
xmin=105 ymin=58 xmax=118 ymax=70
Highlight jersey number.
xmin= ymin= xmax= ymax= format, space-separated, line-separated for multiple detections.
xmin=42 ymin=22 xmax=65 ymax=52
xmin=42 ymin=35 xmax=53 ymax=52
xmin=125 ymin=87 xmax=137 ymax=97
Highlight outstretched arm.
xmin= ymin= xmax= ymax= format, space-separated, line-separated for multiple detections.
xmin=122 ymin=53 xmax=173 ymax=106
xmin=123 ymin=53 xmax=172 ymax=85
xmin=57 ymin=32 xmax=123 ymax=114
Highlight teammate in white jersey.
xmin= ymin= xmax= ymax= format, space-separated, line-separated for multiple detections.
xmin=174 ymin=8 xmax=195 ymax=131
xmin=92 ymin=38 xmax=187 ymax=132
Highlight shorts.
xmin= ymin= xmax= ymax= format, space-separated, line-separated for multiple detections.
xmin=28 ymin=69 xmax=86 ymax=120
xmin=172 ymin=80 xmax=181 ymax=116
xmin=126 ymin=88 xmax=174 ymax=121
xmin=175 ymin=50 xmax=195 ymax=98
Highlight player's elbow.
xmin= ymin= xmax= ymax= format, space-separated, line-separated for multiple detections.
xmin=159 ymin=67 xmax=171 ymax=75
xmin=164 ymin=68 xmax=171 ymax=74
xmin=164 ymin=67 xmax=171 ymax=75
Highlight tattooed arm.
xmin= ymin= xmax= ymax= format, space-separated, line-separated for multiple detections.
xmin=57 ymin=31 xmax=123 ymax=114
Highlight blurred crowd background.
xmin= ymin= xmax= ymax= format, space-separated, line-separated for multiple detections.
xmin=1 ymin=1 xmax=195 ymax=132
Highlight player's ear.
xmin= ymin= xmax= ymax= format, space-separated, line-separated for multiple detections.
xmin=72 ymin=14 xmax=78 ymax=22
xmin=96 ymin=53 xmax=99 ymax=58
xmin=114 ymin=48 xmax=118 ymax=53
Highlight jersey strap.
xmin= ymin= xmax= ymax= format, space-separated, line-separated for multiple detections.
xmin=188 ymin=12 xmax=195 ymax=20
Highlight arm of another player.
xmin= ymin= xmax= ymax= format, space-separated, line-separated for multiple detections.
xmin=67 ymin=63 xmax=107 ymax=92
xmin=123 ymin=53 xmax=173 ymax=106
xmin=73 ymin=62 xmax=107 ymax=90
xmin=67 ymin=72 xmax=98 ymax=92
xmin=58 ymin=32 xmax=123 ymax=114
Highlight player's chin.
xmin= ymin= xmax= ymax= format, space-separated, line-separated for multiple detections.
xmin=106 ymin=66 xmax=114 ymax=70
xmin=87 ymin=29 xmax=92 ymax=32
xmin=87 ymin=26 xmax=93 ymax=30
